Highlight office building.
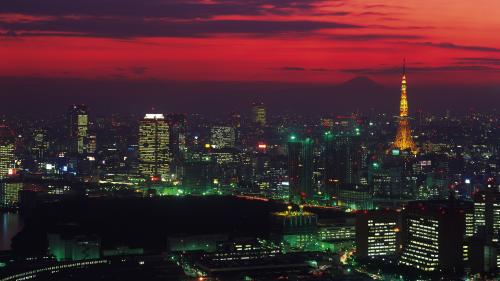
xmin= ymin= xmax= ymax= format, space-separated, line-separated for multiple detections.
xmin=138 ymin=113 xmax=170 ymax=180
xmin=356 ymin=209 xmax=402 ymax=258
xmin=474 ymin=190 xmax=500 ymax=242
xmin=68 ymin=104 xmax=89 ymax=155
xmin=399 ymin=200 xmax=472 ymax=273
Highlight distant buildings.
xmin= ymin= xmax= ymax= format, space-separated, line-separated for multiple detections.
xmin=210 ymin=126 xmax=236 ymax=149
xmin=138 ymin=113 xmax=170 ymax=180
xmin=251 ymin=102 xmax=266 ymax=127
xmin=0 ymin=124 xmax=16 ymax=178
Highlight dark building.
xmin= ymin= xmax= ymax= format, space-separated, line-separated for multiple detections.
xmin=287 ymin=135 xmax=313 ymax=204
xmin=166 ymin=113 xmax=187 ymax=175
xmin=324 ymin=124 xmax=363 ymax=198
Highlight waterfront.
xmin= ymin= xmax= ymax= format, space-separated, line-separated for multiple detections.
xmin=0 ymin=212 xmax=23 ymax=251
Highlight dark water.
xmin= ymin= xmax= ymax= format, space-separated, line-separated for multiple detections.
xmin=0 ymin=212 xmax=23 ymax=250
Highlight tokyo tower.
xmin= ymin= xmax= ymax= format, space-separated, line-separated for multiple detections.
xmin=393 ymin=61 xmax=417 ymax=154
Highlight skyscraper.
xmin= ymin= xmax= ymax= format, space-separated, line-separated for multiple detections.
xmin=138 ymin=113 xmax=170 ymax=180
xmin=0 ymin=125 xmax=16 ymax=179
xmin=68 ymin=104 xmax=89 ymax=155
xmin=167 ymin=113 xmax=187 ymax=173
xmin=287 ymin=135 xmax=313 ymax=204
xmin=324 ymin=120 xmax=362 ymax=197
xmin=393 ymin=63 xmax=417 ymax=154
xmin=251 ymin=102 xmax=266 ymax=127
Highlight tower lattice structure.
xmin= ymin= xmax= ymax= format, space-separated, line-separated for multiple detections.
xmin=393 ymin=63 xmax=417 ymax=154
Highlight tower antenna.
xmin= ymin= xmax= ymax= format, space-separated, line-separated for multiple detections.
xmin=403 ymin=58 xmax=406 ymax=75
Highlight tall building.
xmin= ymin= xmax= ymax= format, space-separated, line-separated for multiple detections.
xmin=324 ymin=133 xmax=356 ymax=189
xmin=0 ymin=125 xmax=16 ymax=179
xmin=138 ymin=113 xmax=170 ymax=180
xmin=473 ymin=190 xmax=500 ymax=242
xmin=167 ymin=113 xmax=187 ymax=161
xmin=287 ymin=135 xmax=313 ymax=204
xmin=210 ymin=126 xmax=236 ymax=149
xmin=393 ymin=63 xmax=417 ymax=154
xmin=399 ymin=200 xmax=472 ymax=273
xmin=251 ymin=102 xmax=266 ymax=127
xmin=356 ymin=209 xmax=402 ymax=258
xmin=68 ymin=104 xmax=89 ymax=154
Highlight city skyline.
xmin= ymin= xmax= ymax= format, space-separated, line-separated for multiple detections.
xmin=1 ymin=0 xmax=499 ymax=114
xmin=0 ymin=2 xmax=499 ymax=280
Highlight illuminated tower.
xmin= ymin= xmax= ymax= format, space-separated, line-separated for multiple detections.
xmin=138 ymin=114 xmax=170 ymax=180
xmin=393 ymin=62 xmax=417 ymax=154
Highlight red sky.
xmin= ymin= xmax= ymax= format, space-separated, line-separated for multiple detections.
xmin=1 ymin=0 xmax=500 ymax=86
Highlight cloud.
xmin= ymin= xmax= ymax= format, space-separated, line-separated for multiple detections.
xmin=341 ymin=65 xmax=500 ymax=75
xmin=417 ymin=42 xmax=500 ymax=53
xmin=456 ymin=57 xmax=500 ymax=65
xmin=329 ymin=33 xmax=424 ymax=41
xmin=278 ymin=67 xmax=307 ymax=71
xmin=1 ymin=17 xmax=361 ymax=38
xmin=0 ymin=0 xmax=326 ymax=19
xmin=275 ymin=67 xmax=333 ymax=72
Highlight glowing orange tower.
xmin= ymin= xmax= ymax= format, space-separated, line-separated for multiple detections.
xmin=393 ymin=62 xmax=417 ymax=154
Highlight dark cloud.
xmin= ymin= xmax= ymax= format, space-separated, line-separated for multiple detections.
xmin=329 ymin=33 xmax=423 ymax=41
xmin=1 ymin=17 xmax=360 ymax=38
xmin=275 ymin=67 xmax=334 ymax=72
xmin=277 ymin=67 xmax=306 ymax=71
xmin=417 ymin=42 xmax=500 ymax=53
xmin=456 ymin=57 xmax=500 ymax=65
xmin=341 ymin=65 xmax=500 ymax=75
xmin=358 ymin=12 xmax=388 ymax=16
xmin=310 ymin=68 xmax=332 ymax=72
xmin=0 ymin=0 xmax=328 ymax=19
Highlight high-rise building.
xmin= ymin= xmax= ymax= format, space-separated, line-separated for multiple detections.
xmin=0 ymin=125 xmax=16 ymax=179
xmin=68 ymin=104 xmax=89 ymax=154
xmin=473 ymin=190 xmax=500 ymax=242
xmin=210 ymin=126 xmax=236 ymax=149
xmin=399 ymin=200 xmax=472 ymax=273
xmin=356 ymin=209 xmax=402 ymax=258
xmin=167 ymin=114 xmax=187 ymax=178
xmin=287 ymin=135 xmax=313 ymax=204
xmin=251 ymin=102 xmax=266 ymax=127
xmin=138 ymin=113 xmax=170 ymax=180
xmin=324 ymin=134 xmax=355 ymax=188
xmin=324 ymin=124 xmax=363 ymax=197
xmin=393 ymin=63 xmax=417 ymax=154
